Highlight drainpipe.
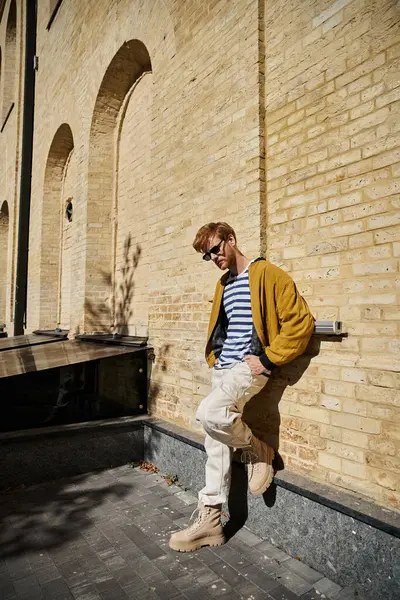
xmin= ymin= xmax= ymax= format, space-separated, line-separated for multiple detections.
xmin=14 ymin=0 xmax=37 ymax=335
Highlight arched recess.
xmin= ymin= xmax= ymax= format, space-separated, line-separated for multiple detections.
xmin=86 ymin=40 xmax=152 ymax=331
xmin=2 ymin=0 xmax=16 ymax=123
xmin=114 ymin=71 xmax=153 ymax=335
xmin=0 ymin=201 xmax=9 ymax=323
xmin=40 ymin=124 xmax=74 ymax=329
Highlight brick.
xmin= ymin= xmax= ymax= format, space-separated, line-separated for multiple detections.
xmin=327 ymin=440 xmax=365 ymax=462
xmin=314 ymin=577 xmax=342 ymax=598
xmin=356 ymin=384 xmax=400 ymax=406
xmin=318 ymin=452 xmax=341 ymax=471
xmin=331 ymin=412 xmax=381 ymax=433
xmin=284 ymin=558 xmax=322 ymax=584
xmin=335 ymin=53 xmax=386 ymax=89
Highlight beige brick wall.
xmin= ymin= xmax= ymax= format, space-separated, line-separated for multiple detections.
xmin=0 ymin=0 xmax=398 ymax=510
xmin=264 ymin=0 xmax=400 ymax=509
xmin=27 ymin=0 xmax=263 ymax=418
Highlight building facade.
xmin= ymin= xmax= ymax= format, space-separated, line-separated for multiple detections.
xmin=0 ymin=0 xmax=399 ymax=511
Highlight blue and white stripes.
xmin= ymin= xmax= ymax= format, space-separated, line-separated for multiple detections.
xmin=216 ymin=266 xmax=253 ymax=369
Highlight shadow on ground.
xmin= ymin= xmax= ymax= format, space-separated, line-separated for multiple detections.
xmin=0 ymin=472 xmax=133 ymax=560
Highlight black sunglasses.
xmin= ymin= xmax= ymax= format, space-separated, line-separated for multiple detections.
xmin=203 ymin=239 xmax=224 ymax=261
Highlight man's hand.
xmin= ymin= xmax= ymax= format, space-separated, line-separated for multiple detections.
xmin=244 ymin=355 xmax=271 ymax=376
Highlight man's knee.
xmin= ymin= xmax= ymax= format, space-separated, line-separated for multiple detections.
xmin=201 ymin=404 xmax=233 ymax=433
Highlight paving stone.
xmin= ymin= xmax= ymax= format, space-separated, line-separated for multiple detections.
xmin=152 ymin=555 xmax=192 ymax=581
xmin=268 ymin=582 xmax=304 ymax=600
xmin=312 ymin=576 xmax=342 ymax=598
xmin=195 ymin=547 xmax=222 ymax=567
xmin=35 ymin=564 xmax=62 ymax=585
xmin=173 ymin=573 xmax=198 ymax=592
xmin=175 ymin=491 xmax=198 ymax=505
xmin=254 ymin=541 xmax=291 ymax=564
xmin=299 ymin=592 xmax=322 ymax=600
xmin=241 ymin=564 xmax=279 ymax=593
xmin=27 ymin=551 xmax=55 ymax=571
xmin=239 ymin=547 xmax=279 ymax=575
xmin=95 ymin=578 xmax=131 ymax=599
xmin=0 ymin=571 xmax=16 ymax=599
xmin=6 ymin=557 xmax=33 ymax=581
xmin=145 ymin=575 xmax=181 ymax=599
xmin=209 ymin=559 xmax=249 ymax=587
xmin=141 ymin=543 xmax=166 ymax=560
xmin=69 ymin=582 xmax=102 ymax=599
xmin=234 ymin=527 xmax=264 ymax=547
xmin=117 ymin=543 xmax=143 ymax=564
xmin=49 ymin=546 xmax=84 ymax=567
xmin=109 ymin=565 xmax=144 ymax=590
xmin=236 ymin=580 xmax=270 ymax=600
xmin=210 ymin=545 xmax=252 ymax=570
xmin=122 ymin=577 xmax=155 ymax=599
xmin=41 ymin=577 xmax=74 ymax=599
xmin=284 ymin=559 xmax=324 ymax=584
xmin=205 ymin=576 xmax=236 ymax=597
xmin=146 ymin=494 xmax=172 ymax=508
xmin=181 ymin=584 xmax=214 ymax=599
xmin=99 ymin=552 xmax=127 ymax=572
xmin=13 ymin=577 xmax=44 ymax=600
xmin=272 ymin=564 xmax=314 ymax=596
xmin=132 ymin=556 xmax=164 ymax=581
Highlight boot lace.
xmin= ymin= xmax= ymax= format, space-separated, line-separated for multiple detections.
xmin=241 ymin=447 xmax=261 ymax=481
xmin=185 ymin=506 xmax=208 ymax=533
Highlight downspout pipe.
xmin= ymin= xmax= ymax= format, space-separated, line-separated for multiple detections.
xmin=14 ymin=0 xmax=37 ymax=334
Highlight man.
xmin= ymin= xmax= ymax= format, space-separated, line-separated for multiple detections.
xmin=169 ymin=222 xmax=314 ymax=552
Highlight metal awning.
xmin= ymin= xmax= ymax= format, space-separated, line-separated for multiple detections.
xmin=0 ymin=339 xmax=151 ymax=379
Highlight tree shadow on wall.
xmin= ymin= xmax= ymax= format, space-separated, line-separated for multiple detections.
xmin=82 ymin=232 xmax=171 ymax=414
xmin=148 ymin=342 xmax=172 ymax=409
xmin=225 ymin=336 xmax=330 ymax=537
xmin=84 ymin=234 xmax=141 ymax=334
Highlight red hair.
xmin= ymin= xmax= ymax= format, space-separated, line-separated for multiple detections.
xmin=192 ymin=222 xmax=237 ymax=253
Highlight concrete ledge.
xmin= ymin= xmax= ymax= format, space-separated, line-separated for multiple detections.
xmin=1 ymin=415 xmax=399 ymax=600
xmin=0 ymin=417 xmax=144 ymax=490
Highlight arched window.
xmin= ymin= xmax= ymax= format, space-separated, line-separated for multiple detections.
xmin=2 ymin=0 xmax=16 ymax=125
xmin=0 ymin=201 xmax=10 ymax=323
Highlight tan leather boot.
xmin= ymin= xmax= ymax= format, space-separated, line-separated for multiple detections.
xmin=169 ymin=504 xmax=225 ymax=552
xmin=242 ymin=437 xmax=275 ymax=496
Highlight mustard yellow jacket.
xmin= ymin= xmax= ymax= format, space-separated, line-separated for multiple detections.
xmin=205 ymin=258 xmax=314 ymax=370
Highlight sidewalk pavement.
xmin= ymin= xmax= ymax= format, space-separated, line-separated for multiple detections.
xmin=0 ymin=464 xmax=366 ymax=600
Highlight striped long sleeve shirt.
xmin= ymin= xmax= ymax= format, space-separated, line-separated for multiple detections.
xmin=215 ymin=264 xmax=253 ymax=369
